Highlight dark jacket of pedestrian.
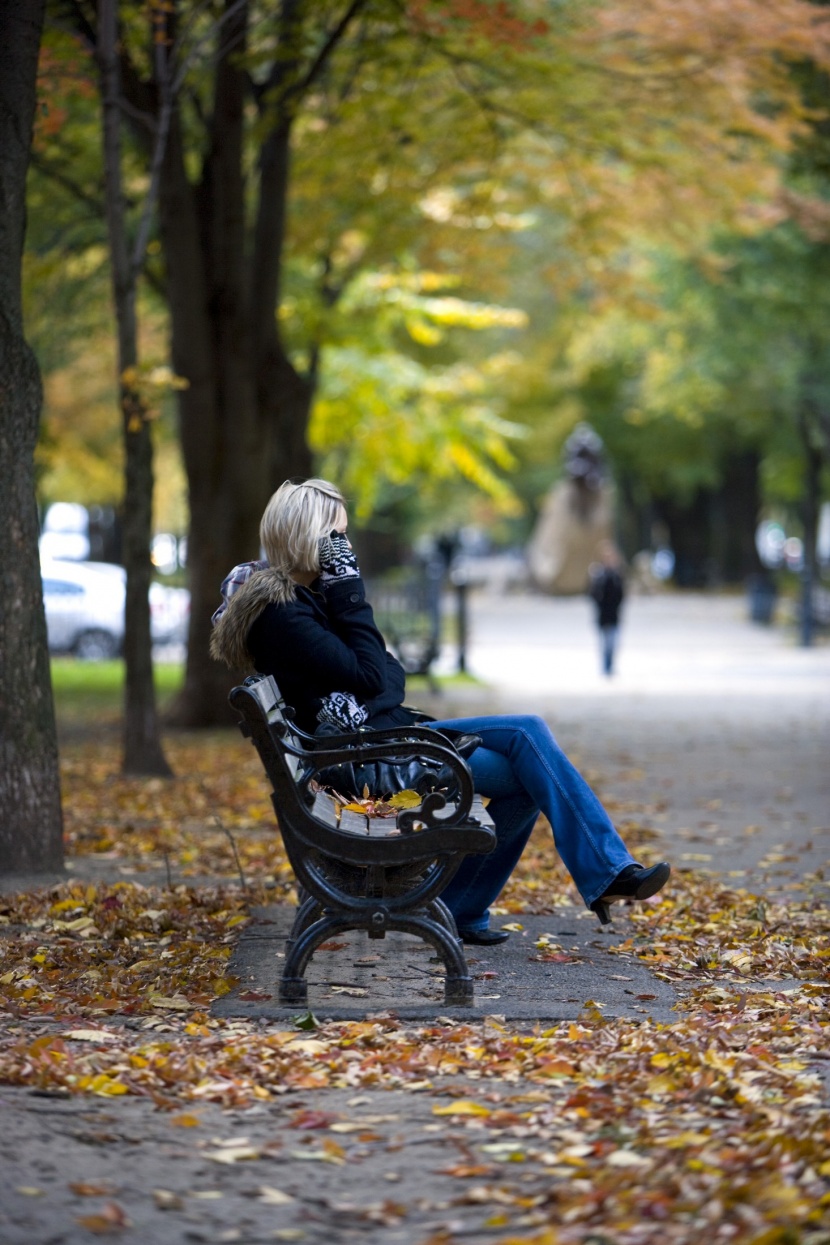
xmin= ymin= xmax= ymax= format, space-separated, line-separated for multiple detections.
xmin=589 ymin=564 xmax=625 ymax=627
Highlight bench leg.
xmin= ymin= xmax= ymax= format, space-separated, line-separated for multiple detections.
xmin=426 ymin=896 xmax=460 ymax=937
xmin=278 ymin=976 xmax=308 ymax=1005
xmin=286 ymin=895 xmax=323 ymax=953
xmin=280 ymin=914 xmax=354 ymax=1004
xmin=389 ymin=914 xmax=475 ymax=1007
xmin=280 ymin=904 xmax=475 ymax=1008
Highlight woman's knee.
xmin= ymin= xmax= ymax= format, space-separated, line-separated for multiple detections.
xmin=506 ymin=714 xmax=554 ymax=745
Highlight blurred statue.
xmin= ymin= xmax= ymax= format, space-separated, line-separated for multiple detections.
xmin=527 ymin=424 xmax=615 ymax=594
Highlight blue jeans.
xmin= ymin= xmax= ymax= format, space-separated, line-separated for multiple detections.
xmin=430 ymin=715 xmax=635 ymax=934
xmin=600 ymin=625 xmax=618 ymax=675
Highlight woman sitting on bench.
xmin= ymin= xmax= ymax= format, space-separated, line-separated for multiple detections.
xmin=210 ymin=478 xmax=670 ymax=943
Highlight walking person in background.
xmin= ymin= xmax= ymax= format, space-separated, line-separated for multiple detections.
xmin=589 ymin=541 xmax=625 ymax=677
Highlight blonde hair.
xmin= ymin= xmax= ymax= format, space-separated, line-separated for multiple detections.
xmin=259 ymin=478 xmax=346 ymax=578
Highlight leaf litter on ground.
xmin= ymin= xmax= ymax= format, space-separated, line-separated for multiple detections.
xmin=1 ymin=731 xmax=829 ymax=1242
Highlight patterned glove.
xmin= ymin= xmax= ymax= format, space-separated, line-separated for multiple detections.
xmin=318 ymin=531 xmax=360 ymax=584
xmin=317 ymin=691 xmax=369 ymax=731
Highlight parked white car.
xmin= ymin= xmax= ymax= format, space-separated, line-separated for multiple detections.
xmin=41 ymin=560 xmax=190 ymax=660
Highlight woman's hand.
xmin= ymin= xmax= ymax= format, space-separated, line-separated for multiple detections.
xmin=318 ymin=531 xmax=360 ymax=584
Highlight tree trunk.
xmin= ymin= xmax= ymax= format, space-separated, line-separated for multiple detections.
xmin=98 ymin=0 xmax=172 ymax=775
xmin=0 ymin=0 xmax=64 ymax=872
xmin=107 ymin=0 xmax=356 ymax=726
xmin=798 ymin=406 xmax=822 ymax=649
xmin=710 ymin=451 xmax=764 ymax=583
xmin=159 ymin=11 xmax=314 ymax=728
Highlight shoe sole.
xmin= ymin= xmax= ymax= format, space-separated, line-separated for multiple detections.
xmin=458 ymin=931 xmax=510 ymax=946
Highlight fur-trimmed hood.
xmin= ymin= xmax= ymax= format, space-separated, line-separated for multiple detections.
xmin=209 ymin=567 xmax=296 ymax=669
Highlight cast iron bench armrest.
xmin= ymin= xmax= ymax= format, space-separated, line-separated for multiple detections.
xmin=274 ymin=729 xmax=476 ymax=822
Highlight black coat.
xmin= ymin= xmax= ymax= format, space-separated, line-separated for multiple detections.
xmin=589 ymin=567 xmax=625 ymax=627
xmin=246 ymin=576 xmax=409 ymax=734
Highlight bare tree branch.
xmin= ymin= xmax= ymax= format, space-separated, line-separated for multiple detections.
xmin=292 ymin=0 xmax=369 ymax=100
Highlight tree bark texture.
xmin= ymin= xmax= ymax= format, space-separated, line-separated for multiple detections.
xmin=0 ymin=0 xmax=65 ymax=871
xmin=98 ymin=0 xmax=172 ymax=775
xmin=156 ymin=1 xmax=314 ymax=727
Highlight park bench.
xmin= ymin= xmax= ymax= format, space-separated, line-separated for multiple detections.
xmin=229 ymin=675 xmax=496 ymax=1007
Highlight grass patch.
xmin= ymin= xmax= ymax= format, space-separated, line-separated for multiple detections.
xmin=405 ymin=671 xmax=483 ymax=692
xmin=51 ymin=658 xmax=184 ymax=722
xmin=50 ymin=660 xmax=480 ymax=728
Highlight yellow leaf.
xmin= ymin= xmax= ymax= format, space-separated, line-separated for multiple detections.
xmin=432 ymin=1100 xmax=492 ymax=1117
xmin=650 ymin=1052 xmax=674 ymax=1068
xmin=56 ymin=916 xmax=96 ymax=932
xmin=50 ymin=898 xmax=84 ymax=913
xmin=387 ymin=789 xmax=422 ymax=809
xmin=170 ymin=1114 xmax=202 ymax=1128
xmin=83 ymin=1075 xmax=129 ymax=1097
xmin=664 ymin=1132 xmax=712 ymax=1147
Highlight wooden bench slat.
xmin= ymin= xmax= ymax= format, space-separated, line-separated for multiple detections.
xmin=368 ymin=816 xmax=399 ymax=837
xmin=311 ymin=790 xmax=339 ymax=828
xmin=339 ymin=808 xmax=369 ymax=835
xmin=471 ymin=795 xmax=494 ymax=828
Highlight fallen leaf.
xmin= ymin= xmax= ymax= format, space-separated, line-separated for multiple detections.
xmin=258 ymin=1186 xmax=295 ymax=1205
xmin=63 ymin=1030 xmax=118 ymax=1043
xmin=206 ymin=1146 xmax=261 ymax=1164
xmin=607 ymin=1149 xmax=651 ymax=1167
xmin=76 ymin=1202 xmax=130 ymax=1233
xmin=432 ymin=1100 xmax=492 ymax=1117
xmin=153 ymin=1189 xmax=184 ymax=1210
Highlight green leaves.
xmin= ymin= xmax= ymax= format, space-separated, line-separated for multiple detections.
xmin=307 ymin=268 xmax=526 ymax=517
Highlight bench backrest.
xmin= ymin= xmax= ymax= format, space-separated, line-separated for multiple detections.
xmin=235 ymin=675 xmax=304 ymax=781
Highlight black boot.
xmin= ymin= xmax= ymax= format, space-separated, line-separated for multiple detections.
xmin=591 ymin=862 xmax=671 ymax=925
